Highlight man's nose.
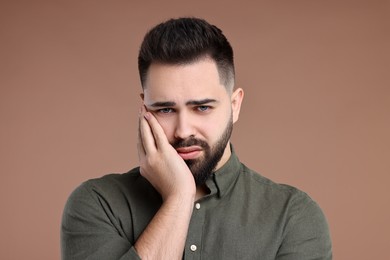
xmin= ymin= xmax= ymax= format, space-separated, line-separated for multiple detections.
xmin=174 ymin=113 xmax=195 ymax=140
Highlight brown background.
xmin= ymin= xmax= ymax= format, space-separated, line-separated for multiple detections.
xmin=1 ymin=0 xmax=389 ymax=259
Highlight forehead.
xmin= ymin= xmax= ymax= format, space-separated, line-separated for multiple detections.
xmin=143 ymin=58 xmax=228 ymax=102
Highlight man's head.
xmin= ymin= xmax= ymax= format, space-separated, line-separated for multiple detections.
xmin=138 ymin=17 xmax=235 ymax=92
xmin=138 ymin=18 xmax=243 ymax=186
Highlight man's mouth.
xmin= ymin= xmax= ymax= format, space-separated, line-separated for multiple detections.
xmin=175 ymin=146 xmax=202 ymax=160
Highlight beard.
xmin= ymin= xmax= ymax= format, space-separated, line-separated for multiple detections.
xmin=171 ymin=116 xmax=233 ymax=186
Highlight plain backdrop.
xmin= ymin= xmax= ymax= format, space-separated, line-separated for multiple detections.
xmin=1 ymin=0 xmax=389 ymax=259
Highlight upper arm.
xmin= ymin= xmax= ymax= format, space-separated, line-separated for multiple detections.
xmin=61 ymin=182 xmax=141 ymax=260
xmin=276 ymin=196 xmax=333 ymax=260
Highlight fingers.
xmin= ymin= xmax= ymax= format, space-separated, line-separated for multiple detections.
xmin=139 ymin=107 xmax=157 ymax=155
xmin=143 ymin=109 xmax=169 ymax=150
xmin=137 ymin=114 xmax=146 ymax=159
xmin=139 ymin=105 xmax=170 ymax=155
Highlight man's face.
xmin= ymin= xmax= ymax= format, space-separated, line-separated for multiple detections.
xmin=142 ymin=58 xmax=243 ymax=185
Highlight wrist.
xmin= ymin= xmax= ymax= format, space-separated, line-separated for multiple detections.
xmin=163 ymin=190 xmax=196 ymax=207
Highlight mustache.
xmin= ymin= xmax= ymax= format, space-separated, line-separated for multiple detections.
xmin=172 ymin=137 xmax=209 ymax=149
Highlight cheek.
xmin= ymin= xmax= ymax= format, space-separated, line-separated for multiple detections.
xmin=200 ymin=113 xmax=229 ymax=142
xmin=198 ymin=122 xmax=214 ymax=140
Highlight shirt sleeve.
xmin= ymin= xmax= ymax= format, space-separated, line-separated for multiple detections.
xmin=61 ymin=182 xmax=141 ymax=260
xmin=276 ymin=194 xmax=333 ymax=260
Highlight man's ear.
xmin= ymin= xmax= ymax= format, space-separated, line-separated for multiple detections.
xmin=140 ymin=93 xmax=144 ymax=100
xmin=231 ymin=88 xmax=244 ymax=123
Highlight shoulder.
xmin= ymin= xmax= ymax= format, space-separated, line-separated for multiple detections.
xmin=239 ymin=164 xmax=332 ymax=258
xmin=238 ymin=163 xmax=329 ymax=227
xmin=64 ymin=167 xmax=159 ymax=215
xmin=67 ymin=167 xmax=140 ymax=201
xmin=61 ymin=168 xmax=151 ymax=259
xmin=240 ymin=163 xmax=314 ymax=204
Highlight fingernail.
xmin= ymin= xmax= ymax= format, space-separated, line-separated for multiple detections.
xmin=144 ymin=112 xmax=150 ymax=120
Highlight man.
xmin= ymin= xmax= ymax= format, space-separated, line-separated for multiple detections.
xmin=61 ymin=17 xmax=332 ymax=259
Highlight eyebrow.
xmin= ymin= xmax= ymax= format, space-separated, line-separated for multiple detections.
xmin=149 ymin=101 xmax=176 ymax=107
xmin=148 ymin=99 xmax=218 ymax=107
xmin=186 ymin=98 xmax=218 ymax=106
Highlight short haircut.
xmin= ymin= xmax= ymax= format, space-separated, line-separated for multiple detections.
xmin=138 ymin=17 xmax=235 ymax=91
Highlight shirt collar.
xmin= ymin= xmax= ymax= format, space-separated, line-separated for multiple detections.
xmin=205 ymin=144 xmax=242 ymax=198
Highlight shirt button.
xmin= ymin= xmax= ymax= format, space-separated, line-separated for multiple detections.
xmin=195 ymin=203 xmax=201 ymax=210
xmin=190 ymin=244 xmax=197 ymax=251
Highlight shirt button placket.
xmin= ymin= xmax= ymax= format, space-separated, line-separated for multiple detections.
xmin=185 ymin=202 xmax=203 ymax=259
xmin=192 ymin=203 xmax=200 ymax=254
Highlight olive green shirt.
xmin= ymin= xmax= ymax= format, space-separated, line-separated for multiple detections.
xmin=61 ymin=151 xmax=332 ymax=259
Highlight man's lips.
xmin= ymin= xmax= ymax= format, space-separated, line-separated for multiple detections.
xmin=176 ymin=146 xmax=202 ymax=160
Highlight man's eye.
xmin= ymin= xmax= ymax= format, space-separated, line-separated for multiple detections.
xmin=158 ymin=108 xmax=173 ymax=113
xmin=197 ymin=106 xmax=210 ymax=112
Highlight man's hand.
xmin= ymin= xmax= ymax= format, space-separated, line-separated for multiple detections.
xmin=134 ymin=106 xmax=196 ymax=259
xmin=137 ymin=105 xmax=196 ymax=201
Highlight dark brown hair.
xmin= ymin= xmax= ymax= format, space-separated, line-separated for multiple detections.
xmin=138 ymin=17 xmax=235 ymax=90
